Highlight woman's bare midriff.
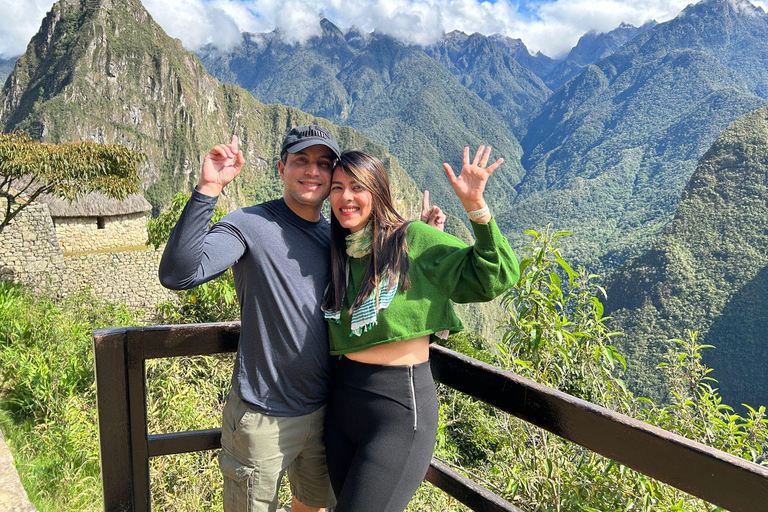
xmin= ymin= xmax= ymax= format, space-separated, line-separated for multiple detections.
xmin=343 ymin=335 xmax=431 ymax=365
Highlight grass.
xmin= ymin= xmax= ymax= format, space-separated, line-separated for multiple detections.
xmin=0 ymin=281 xmax=136 ymax=511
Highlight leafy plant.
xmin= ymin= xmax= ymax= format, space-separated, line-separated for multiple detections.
xmin=498 ymin=226 xmax=630 ymax=416
xmin=650 ymin=332 xmax=768 ymax=464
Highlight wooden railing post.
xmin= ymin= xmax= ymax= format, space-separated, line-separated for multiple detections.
xmin=127 ymin=329 xmax=151 ymax=511
xmin=93 ymin=327 xmax=133 ymax=512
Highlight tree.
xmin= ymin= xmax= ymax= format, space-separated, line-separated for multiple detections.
xmin=0 ymin=131 xmax=144 ymax=233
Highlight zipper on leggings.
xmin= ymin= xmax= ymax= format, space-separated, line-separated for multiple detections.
xmin=409 ymin=366 xmax=418 ymax=430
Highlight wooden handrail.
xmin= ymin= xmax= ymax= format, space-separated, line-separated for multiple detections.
xmin=93 ymin=323 xmax=768 ymax=512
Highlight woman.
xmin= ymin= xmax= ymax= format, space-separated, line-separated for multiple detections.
xmin=322 ymin=146 xmax=520 ymax=512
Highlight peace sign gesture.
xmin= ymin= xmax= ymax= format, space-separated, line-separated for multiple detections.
xmin=420 ymin=190 xmax=446 ymax=231
xmin=443 ymin=146 xmax=503 ymax=222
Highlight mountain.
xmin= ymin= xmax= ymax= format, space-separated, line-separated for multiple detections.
xmin=512 ymin=0 xmax=768 ymax=270
xmin=0 ymin=0 xmax=421 ymax=218
xmin=483 ymin=35 xmax=559 ymax=83
xmin=423 ymin=31 xmax=552 ymax=138
xmin=545 ymin=21 xmax=657 ymax=90
xmin=0 ymin=56 xmax=19 ymax=86
xmin=605 ymin=104 xmax=768 ymax=406
xmin=196 ymin=19 xmax=525 ymax=222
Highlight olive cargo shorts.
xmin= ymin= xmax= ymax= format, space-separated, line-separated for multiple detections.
xmin=218 ymin=390 xmax=336 ymax=511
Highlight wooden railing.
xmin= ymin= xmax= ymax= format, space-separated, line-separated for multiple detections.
xmin=93 ymin=323 xmax=768 ymax=512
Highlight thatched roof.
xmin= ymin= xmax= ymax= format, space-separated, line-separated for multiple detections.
xmin=39 ymin=192 xmax=152 ymax=217
xmin=9 ymin=176 xmax=152 ymax=217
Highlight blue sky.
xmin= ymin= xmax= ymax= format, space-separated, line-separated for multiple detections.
xmin=1 ymin=0 xmax=765 ymax=59
xmin=514 ymin=0 xmax=558 ymax=18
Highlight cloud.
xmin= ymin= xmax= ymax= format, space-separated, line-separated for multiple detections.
xmin=1 ymin=0 xmax=765 ymax=59
xmin=161 ymin=0 xmax=697 ymax=56
xmin=142 ymin=0 xmax=243 ymax=50
xmin=521 ymin=0 xmax=693 ymax=55
xmin=0 ymin=0 xmax=56 ymax=58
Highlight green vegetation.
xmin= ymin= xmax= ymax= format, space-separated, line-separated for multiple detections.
xmin=0 ymin=280 xmax=235 ymax=511
xmin=0 ymin=131 xmax=144 ymax=233
xmin=433 ymin=227 xmax=767 ymax=511
xmin=2 ymin=228 xmax=767 ymax=511
xmin=0 ymin=282 xmax=137 ymax=511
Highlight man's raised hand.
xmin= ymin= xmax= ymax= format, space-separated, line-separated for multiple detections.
xmin=420 ymin=190 xmax=446 ymax=231
xmin=197 ymin=135 xmax=245 ymax=197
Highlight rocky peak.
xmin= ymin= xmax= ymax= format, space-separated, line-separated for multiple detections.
xmin=444 ymin=30 xmax=470 ymax=44
xmin=344 ymin=25 xmax=369 ymax=50
xmin=319 ymin=17 xmax=346 ymax=41
xmin=680 ymin=0 xmax=766 ymax=18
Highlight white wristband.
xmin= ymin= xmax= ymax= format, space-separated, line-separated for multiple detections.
xmin=467 ymin=206 xmax=490 ymax=221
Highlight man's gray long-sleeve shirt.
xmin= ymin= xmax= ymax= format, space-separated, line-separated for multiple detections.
xmin=159 ymin=191 xmax=333 ymax=416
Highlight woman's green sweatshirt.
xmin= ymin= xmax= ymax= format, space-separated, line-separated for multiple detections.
xmin=328 ymin=218 xmax=520 ymax=355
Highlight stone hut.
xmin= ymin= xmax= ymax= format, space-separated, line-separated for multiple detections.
xmin=1 ymin=191 xmax=175 ymax=318
xmin=40 ymin=192 xmax=152 ymax=254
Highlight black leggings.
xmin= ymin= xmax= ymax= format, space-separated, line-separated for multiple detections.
xmin=324 ymin=356 xmax=439 ymax=512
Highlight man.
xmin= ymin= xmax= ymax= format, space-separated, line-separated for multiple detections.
xmin=159 ymin=125 xmax=444 ymax=512
xmin=160 ymin=125 xmax=339 ymax=512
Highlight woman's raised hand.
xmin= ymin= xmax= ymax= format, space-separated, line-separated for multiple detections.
xmin=443 ymin=146 xmax=502 ymax=218
xmin=196 ymin=135 xmax=245 ymax=197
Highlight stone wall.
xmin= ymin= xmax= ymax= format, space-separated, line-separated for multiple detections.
xmin=53 ymin=212 xmax=149 ymax=253
xmin=0 ymin=203 xmax=65 ymax=290
xmin=62 ymin=248 xmax=176 ymax=317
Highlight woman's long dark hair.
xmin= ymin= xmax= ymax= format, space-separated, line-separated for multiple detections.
xmin=322 ymin=151 xmax=411 ymax=314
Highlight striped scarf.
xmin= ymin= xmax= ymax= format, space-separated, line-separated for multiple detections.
xmin=323 ymin=223 xmax=399 ymax=336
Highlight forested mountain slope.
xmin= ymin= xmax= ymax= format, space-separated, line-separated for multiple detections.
xmin=606 ymin=104 xmax=768 ymax=406
xmin=423 ymin=31 xmax=551 ymax=138
xmin=196 ymin=19 xmax=526 ymax=220
xmin=512 ymin=0 xmax=768 ymax=270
